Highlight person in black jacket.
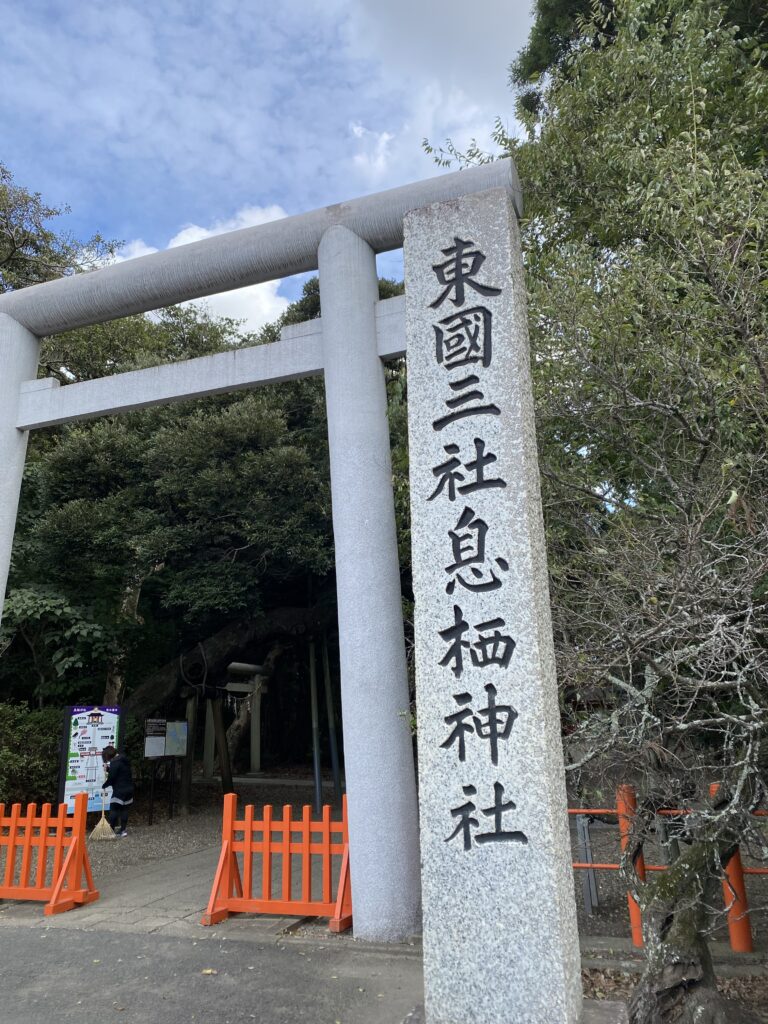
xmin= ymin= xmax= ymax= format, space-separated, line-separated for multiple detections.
xmin=101 ymin=745 xmax=134 ymax=837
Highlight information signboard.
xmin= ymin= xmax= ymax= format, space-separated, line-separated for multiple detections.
xmin=60 ymin=705 xmax=122 ymax=811
xmin=144 ymin=719 xmax=166 ymax=758
xmin=143 ymin=718 xmax=188 ymax=757
xmin=164 ymin=721 xmax=188 ymax=757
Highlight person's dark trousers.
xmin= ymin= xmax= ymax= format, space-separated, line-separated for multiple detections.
xmin=108 ymin=803 xmax=129 ymax=833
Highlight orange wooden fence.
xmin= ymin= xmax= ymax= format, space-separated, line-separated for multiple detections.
xmin=202 ymin=794 xmax=352 ymax=932
xmin=570 ymin=785 xmax=767 ymax=953
xmin=0 ymin=792 xmax=99 ymax=915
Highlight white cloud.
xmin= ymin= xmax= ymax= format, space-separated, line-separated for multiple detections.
xmin=167 ymin=205 xmax=287 ymax=249
xmin=350 ymin=125 xmax=396 ymax=182
xmin=334 ymin=0 xmax=529 ymax=192
xmin=116 ymin=239 xmax=159 ymax=261
xmin=116 ymin=204 xmax=291 ymax=333
xmin=0 ymin=2 xmax=533 ymax=262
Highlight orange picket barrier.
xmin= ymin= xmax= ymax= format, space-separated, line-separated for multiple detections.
xmin=616 ymin=784 xmax=647 ymax=948
xmin=709 ymin=783 xmax=754 ymax=953
xmin=0 ymin=792 xmax=99 ymax=915
xmin=202 ymin=794 xmax=352 ymax=932
xmin=569 ymin=786 xmax=766 ymax=952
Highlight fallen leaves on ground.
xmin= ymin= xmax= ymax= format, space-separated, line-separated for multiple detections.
xmin=582 ymin=968 xmax=768 ymax=1021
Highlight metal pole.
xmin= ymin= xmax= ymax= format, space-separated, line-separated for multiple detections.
xmin=179 ymin=692 xmax=197 ymax=815
xmin=148 ymin=760 xmax=157 ymax=826
xmin=321 ymin=635 xmax=343 ymax=803
xmin=203 ymin=699 xmax=215 ymax=779
xmin=309 ymin=641 xmax=323 ymax=815
xmin=168 ymin=757 xmax=175 ymax=819
xmin=576 ymin=815 xmax=599 ymax=915
xmin=249 ymin=679 xmax=262 ymax=774
xmin=318 ymin=225 xmax=421 ymax=941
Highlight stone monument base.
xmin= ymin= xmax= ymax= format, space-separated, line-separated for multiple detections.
xmin=402 ymin=1001 xmax=628 ymax=1023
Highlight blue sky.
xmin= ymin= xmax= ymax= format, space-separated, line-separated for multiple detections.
xmin=2 ymin=0 xmax=533 ymax=330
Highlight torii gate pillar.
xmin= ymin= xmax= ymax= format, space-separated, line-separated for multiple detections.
xmin=0 ymin=313 xmax=39 ymax=614
xmin=318 ymin=225 xmax=422 ymax=941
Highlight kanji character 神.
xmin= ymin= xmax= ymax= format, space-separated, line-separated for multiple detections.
xmin=441 ymin=683 xmax=518 ymax=765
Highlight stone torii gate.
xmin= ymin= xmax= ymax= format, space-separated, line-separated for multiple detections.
xmin=0 ymin=163 xmax=611 ymax=1023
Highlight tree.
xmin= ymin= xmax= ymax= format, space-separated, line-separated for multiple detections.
xmin=432 ymin=1 xmax=767 ymax=1019
xmin=511 ymin=0 xmax=766 ymax=116
xmin=509 ymin=4 xmax=767 ymax=1022
xmin=3 ymin=301 xmax=337 ymax=707
xmin=0 ymin=162 xmax=113 ymax=290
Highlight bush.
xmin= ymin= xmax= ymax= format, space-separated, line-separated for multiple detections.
xmin=0 ymin=703 xmax=64 ymax=805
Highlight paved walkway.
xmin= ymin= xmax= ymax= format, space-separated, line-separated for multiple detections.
xmin=0 ymin=836 xmax=628 ymax=1023
xmin=0 ymin=842 xmax=297 ymax=938
xmin=0 ymin=839 xmax=426 ymax=1024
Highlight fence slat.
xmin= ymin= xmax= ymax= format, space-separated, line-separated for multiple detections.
xmin=243 ymin=804 xmax=254 ymax=901
xmin=50 ymin=803 xmax=67 ymax=886
xmin=301 ymin=806 xmax=311 ymax=905
xmin=262 ymin=805 xmax=273 ymax=904
xmin=18 ymin=803 xmax=36 ymax=888
xmin=35 ymin=804 xmax=51 ymax=889
xmin=322 ymin=805 xmax=332 ymax=905
xmin=3 ymin=804 xmax=21 ymax=889
xmin=281 ymin=805 xmax=292 ymax=902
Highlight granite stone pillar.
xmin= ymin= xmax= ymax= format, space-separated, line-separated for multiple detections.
xmin=405 ymin=189 xmax=582 ymax=1023
xmin=0 ymin=313 xmax=40 ymax=627
xmin=318 ymin=225 xmax=422 ymax=941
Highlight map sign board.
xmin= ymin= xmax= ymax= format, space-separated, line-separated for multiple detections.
xmin=164 ymin=721 xmax=188 ymax=757
xmin=60 ymin=705 xmax=122 ymax=811
xmin=143 ymin=718 xmax=188 ymax=758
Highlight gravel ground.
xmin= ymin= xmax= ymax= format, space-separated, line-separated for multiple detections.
xmin=87 ymin=780 xmax=333 ymax=881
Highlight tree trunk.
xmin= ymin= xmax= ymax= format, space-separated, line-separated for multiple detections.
xmin=628 ymin=843 xmax=760 ymax=1024
xmin=102 ymin=570 xmax=152 ymax=706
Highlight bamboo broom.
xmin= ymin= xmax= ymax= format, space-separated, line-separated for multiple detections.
xmin=90 ymin=791 xmax=116 ymax=841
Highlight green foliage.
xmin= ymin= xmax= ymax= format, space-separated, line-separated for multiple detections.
xmin=1 ymin=250 xmax=409 ymax=709
xmin=511 ymin=0 xmax=608 ymax=86
xmin=0 ymin=703 xmax=63 ymax=804
xmin=493 ymin=1 xmax=768 ymax=785
xmin=0 ymin=162 xmax=115 ymax=290
xmin=512 ymin=0 xmax=767 ymax=118
xmin=0 ymin=589 xmax=111 ymax=706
